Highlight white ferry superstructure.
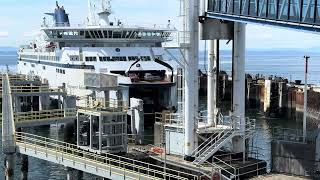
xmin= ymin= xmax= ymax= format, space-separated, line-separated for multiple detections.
xmin=18 ymin=0 xmax=182 ymax=117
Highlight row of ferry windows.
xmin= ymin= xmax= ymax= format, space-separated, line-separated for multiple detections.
xmin=56 ymin=68 xmax=65 ymax=74
xmin=20 ymin=54 xmax=59 ymax=61
xmin=50 ymin=30 xmax=171 ymax=39
xmin=85 ymin=56 xmax=151 ymax=62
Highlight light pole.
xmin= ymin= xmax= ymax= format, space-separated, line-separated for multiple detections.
xmin=303 ymin=56 xmax=309 ymax=143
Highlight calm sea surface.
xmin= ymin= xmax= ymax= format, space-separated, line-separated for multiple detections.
xmin=0 ymin=50 xmax=317 ymax=179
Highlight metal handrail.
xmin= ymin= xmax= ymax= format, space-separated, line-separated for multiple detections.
xmin=193 ymin=117 xmax=256 ymax=161
xmin=80 ymin=98 xmax=128 ymax=112
xmin=164 ymin=113 xmax=183 ymax=125
xmin=192 ymin=119 xmax=239 ymax=158
xmin=212 ymin=156 xmax=238 ymax=179
xmin=0 ymin=108 xmax=77 ymax=123
xmin=15 ymin=132 xmax=199 ymax=180
xmin=0 ymin=85 xmax=63 ymax=93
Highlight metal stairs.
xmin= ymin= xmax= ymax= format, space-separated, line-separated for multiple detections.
xmin=192 ymin=116 xmax=256 ymax=165
xmin=192 ymin=124 xmax=238 ymax=165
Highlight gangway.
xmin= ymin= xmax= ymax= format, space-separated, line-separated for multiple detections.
xmin=15 ymin=132 xmax=200 ymax=180
xmin=0 ymin=108 xmax=77 ymax=127
xmin=205 ymin=0 xmax=320 ymax=32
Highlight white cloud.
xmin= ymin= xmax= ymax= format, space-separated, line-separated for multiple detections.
xmin=0 ymin=31 xmax=9 ymax=37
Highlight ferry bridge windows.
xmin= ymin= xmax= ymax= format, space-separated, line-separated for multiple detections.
xmin=140 ymin=56 xmax=151 ymax=61
xmin=113 ymin=32 xmax=122 ymax=38
xmin=99 ymin=57 xmax=106 ymax=61
xmin=85 ymin=57 xmax=97 ymax=62
xmin=111 ymin=56 xmax=127 ymax=61
xmin=128 ymin=56 xmax=139 ymax=61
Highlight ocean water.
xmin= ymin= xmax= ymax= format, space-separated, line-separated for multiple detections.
xmin=199 ymin=50 xmax=320 ymax=85
xmin=0 ymin=50 xmax=315 ymax=179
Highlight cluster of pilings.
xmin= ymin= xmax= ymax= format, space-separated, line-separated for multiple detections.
xmin=201 ymin=72 xmax=320 ymax=128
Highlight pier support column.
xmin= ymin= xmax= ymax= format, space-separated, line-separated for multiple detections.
xmin=20 ymin=154 xmax=28 ymax=180
xmin=4 ymin=155 xmax=15 ymax=180
xmin=104 ymin=90 xmax=110 ymax=108
xmin=14 ymin=97 xmax=21 ymax=113
xmin=89 ymin=115 xmax=93 ymax=149
xmin=76 ymin=112 xmax=80 ymax=146
xmin=66 ymin=167 xmax=83 ymax=180
xmin=2 ymin=73 xmax=16 ymax=180
xmin=99 ymin=115 xmax=102 ymax=151
xmin=232 ymin=22 xmax=246 ymax=154
xmin=207 ymin=40 xmax=219 ymax=126
xmin=184 ymin=0 xmax=199 ymax=160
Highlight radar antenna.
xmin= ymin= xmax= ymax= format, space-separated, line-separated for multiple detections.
xmin=97 ymin=0 xmax=112 ymax=26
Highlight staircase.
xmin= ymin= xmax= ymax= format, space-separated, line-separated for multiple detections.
xmin=192 ymin=116 xmax=256 ymax=165
xmin=192 ymin=123 xmax=239 ymax=165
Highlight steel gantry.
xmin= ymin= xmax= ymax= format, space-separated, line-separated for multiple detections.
xmin=206 ymin=0 xmax=320 ymax=32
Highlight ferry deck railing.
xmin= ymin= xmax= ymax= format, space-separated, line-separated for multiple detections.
xmin=15 ymin=132 xmax=199 ymax=180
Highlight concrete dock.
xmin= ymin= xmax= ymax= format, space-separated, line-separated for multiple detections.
xmin=250 ymin=174 xmax=311 ymax=180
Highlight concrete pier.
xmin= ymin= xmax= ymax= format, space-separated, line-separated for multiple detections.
xmin=232 ymin=22 xmax=246 ymax=153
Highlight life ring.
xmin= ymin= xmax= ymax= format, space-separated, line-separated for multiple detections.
xmin=150 ymin=147 xmax=164 ymax=154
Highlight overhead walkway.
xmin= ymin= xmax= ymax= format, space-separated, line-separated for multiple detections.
xmin=206 ymin=0 xmax=320 ymax=32
xmin=15 ymin=132 xmax=200 ymax=180
xmin=0 ymin=108 xmax=77 ymax=127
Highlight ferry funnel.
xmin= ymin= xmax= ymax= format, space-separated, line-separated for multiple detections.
xmin=45 ymin=1 xmax=70 ymax=27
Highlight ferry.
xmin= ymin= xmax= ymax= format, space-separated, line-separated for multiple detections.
xmin=17 ymin=0 xmax=181 ymax=118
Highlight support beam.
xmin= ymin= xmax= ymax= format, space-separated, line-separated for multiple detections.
xmin=99 ymin=116 xmax=102 ymax=151
xmin=184 ymin=0 xmax=199 ymax=159
xmin=76 ymin=112 xmax=80 ymax=146
xmin=4 ymin=155 xmax=15 ymax=180
xmin=232 ymin=22 xmax=246 ymax=153
xmin=89 ymin=115 xmax=93 ymax=149
xmin=2 ymin=74 xmax=16 ymax=180
xmin=303 ymin=56 xmax=309 ymax=142
xmin=20 ymin=154 xmax=28 ymax=180
xmin=207 ymin=40 xmax=219 ymax=126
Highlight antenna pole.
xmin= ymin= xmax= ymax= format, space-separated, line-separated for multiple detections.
xmin=303 ymin=55 xmax=310 ymax=143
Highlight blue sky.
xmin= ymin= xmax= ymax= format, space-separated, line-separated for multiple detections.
xmin=1 ymin=0 xmax=320 ymax=50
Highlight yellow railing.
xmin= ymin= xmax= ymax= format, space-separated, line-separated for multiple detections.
xmin=0 ymin=86 xmax=63 ymax=94
xmin=80 ymin=98 xmax=128 ymax=112
xmin=15 ymin=132 xmax=199 ymax=180
xmin=0 ymin=108 xmax=77 ymax=123
xmin=155 ymin=112 xmax=183 ymax=126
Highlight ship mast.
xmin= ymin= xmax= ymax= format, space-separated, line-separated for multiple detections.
xmin=98 ymin=0 xmax=112 ymax=26
xmin=87 ymin=0 xmax=112 ymax=26
xmin=87 ymin=0 xmax=97 ymax=26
